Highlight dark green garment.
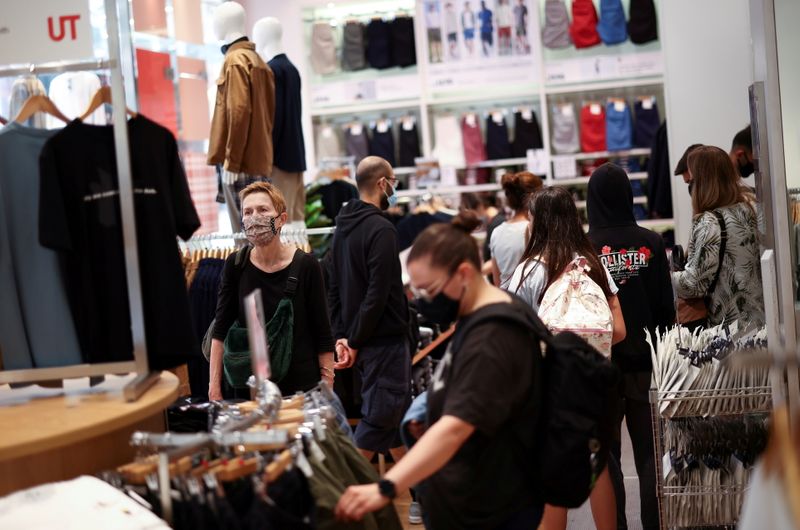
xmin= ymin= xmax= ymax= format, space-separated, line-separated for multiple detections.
xmin=223 ymin=296 xmax=294 ymax=389
xmin=318 ymin=425 xmax=403 ymax=530
xmin=308 ymin=449 xmax=380 ymax=530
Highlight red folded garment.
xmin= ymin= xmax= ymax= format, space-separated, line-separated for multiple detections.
xmin=580 ymin=103 xmax=607 ymax=152
xmin=570 ymin=0 xmax=602 ymax=48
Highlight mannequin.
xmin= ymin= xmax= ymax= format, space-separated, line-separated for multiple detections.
xmin=208 ymin=2 xmax=276 ymax=231
xmin=253 ymin=17 xmax=283 ymax=62
xmin=254 ymin=17 xmax=308 ymax=225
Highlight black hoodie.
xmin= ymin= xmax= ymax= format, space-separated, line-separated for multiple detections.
xmin=587 ymin=163 xmax=675 ymax=372
xmin=328 ymin=199 xmax=408 ymax=350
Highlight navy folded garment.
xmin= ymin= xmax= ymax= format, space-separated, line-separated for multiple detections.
xmin=366 ymin=19 xmax=393 ymax=69
xmin=605 ymin=100 xmax=632 ymax=151
xmin=597 ymin=0 xmax=628 ymax=45
xmin=628 ymin=0 xmax=658 ymax=44
xmin=398 ymin=123 xmax=421 ymax=167
xmin=511 ymin=110 xmax=544 ymax=157
xmin=369 ymin=126 xmax=396 ymax=167
xmin=486 ymin=115 xmax=512 ymax=160
xmin=633 ymin=99 xmax=660 ymax=148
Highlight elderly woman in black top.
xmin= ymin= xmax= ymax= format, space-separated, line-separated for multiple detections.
xmin=208 ymin=182 xmax=335 ymax=400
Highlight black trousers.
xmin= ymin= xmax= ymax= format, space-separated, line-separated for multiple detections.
xmin=608 ymin=371 xmax=660 ymax=530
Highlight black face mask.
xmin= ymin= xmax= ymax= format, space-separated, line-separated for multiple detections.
xmin=687 ymin=181 xmax=693 ymax=197
xmin=417 ymin=291 xmax=460 ymax=328
xmin=738 ymin=159 xmax=754 ymax=178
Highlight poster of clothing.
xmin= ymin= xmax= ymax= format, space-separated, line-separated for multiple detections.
xmin=422 ymin=0 xmax=537 ymax=92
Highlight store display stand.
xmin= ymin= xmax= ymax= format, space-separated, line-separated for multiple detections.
xmin=650 ymin=386 xmax=773 ymax=529
xmin=0 ymin=0 xmax=157 ymax=401
xmin=0 ymin=372 xmax=179 ymax=496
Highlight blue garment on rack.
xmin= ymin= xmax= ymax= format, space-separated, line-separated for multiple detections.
xmin=606 ymin=101 xmax=633 ymax=151
xmin=0 ymin=123 xmax=83 ymax=369
xmin=597 ymin=0 xmax=628 ymax=45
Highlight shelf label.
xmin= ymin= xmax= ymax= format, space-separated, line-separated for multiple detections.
xmin=0 ymin=0 xmax=94 ymax=65
xmin=545 ymin=51 xmax=663 ymax=86
xmin=526 ymin=149 xmax=549 ymax=175
xmin=310 ymin=74 xmax=421 ymax=109
xmin=552 ymin=156 xmax=578 ymax=180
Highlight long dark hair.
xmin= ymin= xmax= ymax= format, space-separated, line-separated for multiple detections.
xmin=515 ymin=187 xmax=612 ymax=299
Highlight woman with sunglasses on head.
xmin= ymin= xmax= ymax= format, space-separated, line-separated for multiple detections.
xmin=335 ymin=211 xmax=544 ymax=530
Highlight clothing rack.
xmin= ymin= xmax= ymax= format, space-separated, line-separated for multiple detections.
xmin=0 ymin=0 xmax=157 ymax=402
xmin=649 ymin=321 xmax=772 ymax=528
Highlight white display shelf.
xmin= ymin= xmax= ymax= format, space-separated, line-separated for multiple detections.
xmin=395 ymin=183 xmax=501 ymax=198
xmin=551 ymin=172 xmax=648 ymax=186
xmin=310 ymin=98 xmax=422 ymax=116
xmin=552 ymin=148 xmax=651 ymax=162
xmin=544 ymin=76 xmax=664 ymax=95
xmin=583 ymin=218 xmax=675 ymax=232
xmin=394 ymin=167 xmax=416 ymax=176
xmin=426 ymin=90 xmax=542 ymax=108
xmin=575 ymin=196 xmax=647 ymax=209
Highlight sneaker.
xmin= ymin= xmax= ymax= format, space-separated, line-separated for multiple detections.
xmin=408 ymin=501 xmax=423 ymax=525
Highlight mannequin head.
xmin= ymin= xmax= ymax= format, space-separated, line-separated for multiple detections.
xmin=212 ymin=2 xmax=247 ymax=43
xmin=253 ymin=17 xmax=284 ymax=61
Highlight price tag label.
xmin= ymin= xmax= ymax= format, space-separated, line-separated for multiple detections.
xmin=521 ymin=109 xmax=533 ymax=121
xmin=590 ymin=103 xmax=602 ymax=115
xmin=350 ymin=124 xmax=363 ymax=135
xmin=465 ymin=113 xmax=477 ymax=127
xmin=402 ymin=117 xmax=415 ymax=131
xmin=561 ymin=104 xmax=574 ymax=117
xmin=376 ymin=120 xmax=389 ymax=133
xmin=614 ymin=100 xmax=626 ymax=112
xmin=552 ymin=156 xmax=578 ymax=180
xmin=642 ymin=97 xmax=654 ymax=110
xmin=492 ymin=111 xmax=504 ymax=124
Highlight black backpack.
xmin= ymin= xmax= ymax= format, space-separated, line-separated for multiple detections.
xmin=455 ymin=300 xmax=620 ymax=508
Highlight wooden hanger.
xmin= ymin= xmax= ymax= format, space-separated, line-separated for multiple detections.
xmin=214 ymin=456 xmax=260 ymax=482
xmin=14 ymin=95 xmax=69 ymax=124
xmin=265 ymin=449 xmax=293 ymax=483
xmin=117 ymin=455 xmax=193 ymax=485
xmin=80 ymin=86 xmax=136 ymax=121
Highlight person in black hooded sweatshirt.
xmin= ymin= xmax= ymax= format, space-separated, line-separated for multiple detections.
xmin=328 ymin=156 xmax=411 ymax=465
xmin=587 ymin=163 xmax=675 ymax=530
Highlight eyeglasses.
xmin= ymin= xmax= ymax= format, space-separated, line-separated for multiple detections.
xmin=409 ymin=272 xmax=453 ymax=302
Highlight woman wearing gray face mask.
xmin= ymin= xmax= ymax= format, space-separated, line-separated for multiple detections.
xmin=208 ymin=182 xmax=336 ymax=401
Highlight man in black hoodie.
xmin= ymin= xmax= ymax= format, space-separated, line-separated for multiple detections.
xmin=587 ymin=163 xmax=675 ymax=530
xmin=329 ymin=156 xmax=411 ymax=462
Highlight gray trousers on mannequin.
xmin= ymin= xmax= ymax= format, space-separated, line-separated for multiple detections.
xmin=270 ymin=166 xmax=306 ymax=222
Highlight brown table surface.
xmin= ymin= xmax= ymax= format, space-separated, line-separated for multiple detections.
xmin=0 ymin=372 xmax=178 ymax=462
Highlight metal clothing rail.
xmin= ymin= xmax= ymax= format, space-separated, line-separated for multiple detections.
xmin=0 ymin=0 xmax=155 ymax=401
xmin=0 ymin=59 xmax=114 ymax=78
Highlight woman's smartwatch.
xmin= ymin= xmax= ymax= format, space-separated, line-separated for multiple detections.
xmin=378 ymin=479 xmax=397 ymax=500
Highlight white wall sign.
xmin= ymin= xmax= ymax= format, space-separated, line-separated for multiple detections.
xmin=0 ymin=0 xmax=94 ymax=65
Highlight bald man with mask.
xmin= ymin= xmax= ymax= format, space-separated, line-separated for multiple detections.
xmin=328 ymin=156 xmax=411 ymax=464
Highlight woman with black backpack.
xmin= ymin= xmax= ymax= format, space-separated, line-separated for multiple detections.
xmin=335 ymin=211 xmax=544 ymax=529
xmin=508 ymin=186 xmax=624 ymax=530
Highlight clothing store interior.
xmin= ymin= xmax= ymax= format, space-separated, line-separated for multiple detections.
xmin=1 ymin=0 xmax=799 ymax=528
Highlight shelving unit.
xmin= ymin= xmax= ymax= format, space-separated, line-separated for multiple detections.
xmin=302 ymin=0 xmax=672 ymax=231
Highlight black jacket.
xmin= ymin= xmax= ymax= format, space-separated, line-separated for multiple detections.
xmin=587 ymin=163 xmax=675 ymax=372
xmin=328 ymin=199 xmax=408 ymax=349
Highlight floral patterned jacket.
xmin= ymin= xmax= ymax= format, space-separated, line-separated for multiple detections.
xmin=673 ymin=202 xmax=765 ymax=326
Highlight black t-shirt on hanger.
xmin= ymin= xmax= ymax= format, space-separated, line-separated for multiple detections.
xmin=39 ymin=115 xmax=201 ymax=370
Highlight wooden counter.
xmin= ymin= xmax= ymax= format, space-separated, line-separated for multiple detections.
xmin=0 ymin=372 xmax=178 ymax=496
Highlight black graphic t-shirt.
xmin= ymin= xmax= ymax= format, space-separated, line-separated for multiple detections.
xmin=425 ymin=298 xmax=542 ymax=529
xmin=40 ymin=116 xmax=201 ymax=369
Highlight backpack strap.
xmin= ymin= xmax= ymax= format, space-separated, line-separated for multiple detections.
xmin=706 ymin=210 xmax=728 ymax=298
xmin=283 ymin=249 xmax=303 ymax=299
xmin=234 ymin=245 xmax=252 ymax=271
